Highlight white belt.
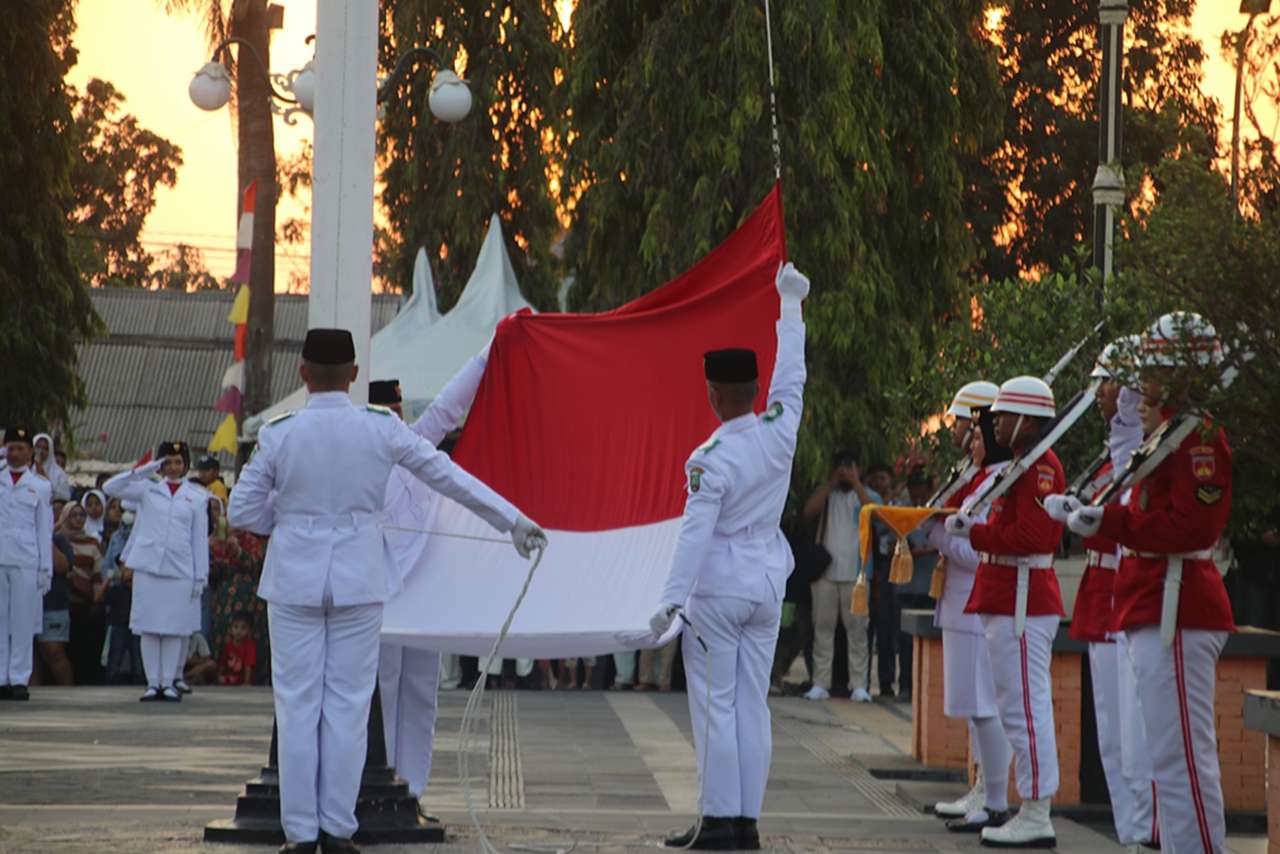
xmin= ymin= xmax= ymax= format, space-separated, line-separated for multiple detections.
xmin=277 ymin=510 xmax=378 ymax=531
xmin=1086 ymin=550 xmax=1120 ymax=570
xmin=982 ymin=553 xmax=1053 ymax=638
xmin=1118 ymin=549 xmax=1213 ymax=647
xmin=981 ymin=553 xmax=1054 ymax=569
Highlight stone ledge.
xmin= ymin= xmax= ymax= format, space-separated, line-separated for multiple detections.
xmin=1244 ymin=690 xmax=1280 ymax=736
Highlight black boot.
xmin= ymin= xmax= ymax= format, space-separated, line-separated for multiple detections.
xmin=320 ymin=832 xmax=359 ymax=854
xmin=734 ymin=817 xmax=761 ymax=850
xmin=277 ymin=842 xmax=317 ymax=854
xmin=945 ymin=808 xmax=1009 ymax=833
xmin=664 ymin=816 xmax=738 ymax=850
xmin=8 ymin=685 xmax=29 ymax=701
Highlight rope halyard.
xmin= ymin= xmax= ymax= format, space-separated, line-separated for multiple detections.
xmin=764 ymin=0 xmax=782 ymax=180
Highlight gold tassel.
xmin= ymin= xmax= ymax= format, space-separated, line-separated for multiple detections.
xmin=889 ymin=535 xmax=914 ymax=584
xmin=851 ymin=572 xmax=869 ymax=616
xmin=929 ymin=556 xmax=947 ymax=600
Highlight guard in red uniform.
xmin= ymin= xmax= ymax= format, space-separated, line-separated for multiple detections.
xmin=1050 ymin=338 xmax=1157 ymax=849
xmin=945 ymin=375 xmax=1066 ymax=848
xmin=1069 ymin=313 xmax=1233 ymax=854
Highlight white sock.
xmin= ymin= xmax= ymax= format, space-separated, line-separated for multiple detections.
xmin=159 ymin=636 xmax=184 ymax=686
xmin=140 ymin=634 xmax=163 ymax=689
xmin=972 ymin=715 xmax=1011 ymax=812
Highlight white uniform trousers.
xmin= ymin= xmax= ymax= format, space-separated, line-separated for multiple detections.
xmin=980 ymin=614 xmax=1060 ymax=801
xmin=378 ymin=643 xmax=442 ymax=798
xmin=810 ymin=578 xmax=869 ymax=691
xmin=682 ymin=594 xmax=781 ymax=819
xmin=0 ymin=565 xmax=37 ymax=686
xmin=941 ymin=628 xmax=1000 ymax=718
xmin=1127 ymin=626 xmax=1227 ymax=854
xmin=269 ymin=600 xmax=383 ymax=843
xmin=1090 ymin=641 xmax=1158 ymax=844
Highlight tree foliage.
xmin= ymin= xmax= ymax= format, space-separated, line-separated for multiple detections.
xmin=377 ymin=1 xmax=566 ymax=309
xmin=0 ymin=0 xmax=103 ymax=427
xmin=970 ymin=0 xmax=1220 ymax=281
xmin=147 ymin=243 xmax=223 ymax=291
xmin=66 ymin=78 xmax=183 ymax=287
xmin=562 ymin=0 xmax=1003 ymax=488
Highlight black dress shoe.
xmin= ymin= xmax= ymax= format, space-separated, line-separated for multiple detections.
xmin=278 ymin=842 xmax=317 ymax=854
xmin=320 ymin=832 xmax=360 ymax=853
xmin=664 ymin=816 xmax=738 ymax=850
xmin=8 ymin=685 xmax=28 ymax=701
xmin=735 ymin=817 xmax=761 ymax=850
xmin=415 ymin=802 xmax=442 ymax=824
xmin=945 ymin=809 xmax=1009 ymax=833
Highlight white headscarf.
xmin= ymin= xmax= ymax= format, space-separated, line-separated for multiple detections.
xmin=33 ymin=432 xmax=72 ymax=501
xmin=80 ymin=489 xmax=107 ymax=541
xmin=1109 ymin=386 xmax=1144 ymax=473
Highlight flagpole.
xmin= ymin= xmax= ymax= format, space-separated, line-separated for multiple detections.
xmin=1091 ymin=1 xmax=1128 ymax=306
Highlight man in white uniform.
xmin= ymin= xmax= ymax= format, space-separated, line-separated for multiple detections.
xmin=0 ymin=427 xmax=53 ymax=701
xmin=649 ymin=262 xmax=808 ymax=851
xmin=371 ymin=347 xmax=490 ymax=818
xmin=104 ymin=441 xmax=209 ymax=702
xmin=229 ymin=328 xmax=545 ymax=854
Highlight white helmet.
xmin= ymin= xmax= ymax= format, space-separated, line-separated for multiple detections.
xmin=1140 ymin=312 xmax=1221 ymax=368
xmin=947 ymin=381 xmax=999 ymax=419
xmin=991 ymin=376 xmax=1056 ymax=419
xmin=1090 ymin=334 xmax=1141 ymax=379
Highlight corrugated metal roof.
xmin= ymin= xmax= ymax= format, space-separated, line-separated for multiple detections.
xmin=72 ymin=288 xmax=402 ymax=463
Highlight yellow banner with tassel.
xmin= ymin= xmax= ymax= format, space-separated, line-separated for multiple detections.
xmin=858 ymin=504 xmax=951 ymax=586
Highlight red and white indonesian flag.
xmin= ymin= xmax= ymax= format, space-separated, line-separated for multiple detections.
xmin=382 ymin=186 xmax=787 ymax=657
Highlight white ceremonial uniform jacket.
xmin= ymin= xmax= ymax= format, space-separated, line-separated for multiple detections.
xmin=0 ymin=466 xmax=53 ymax=573
xmin=928 ymin=461 xmax=1005 ymax=634
xmin=229 ymin=390 xmax=519 ymax=608
xmin=104 ymin=461 xmax=210 ymax=584
xmin=382 ymin=350 xmax=489 ymax=590
xmin=659 ymin=306 xmax=806 ymax=606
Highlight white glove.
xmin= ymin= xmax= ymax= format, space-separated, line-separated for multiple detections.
xmin=944 ymin=512 xmax=975 ymax=538
xmin=37 ymin=571 xmax=51 ymax=595
xmin=1042 ymin=494 xmax=1081 ymax=524
xmin=511 ymin=516 xmax=548 ymax=559
xmin=1067 ymin=507 xmax=1104 ymax=537
xmin=649 ymin=602 xmax=680 ymax=636
xmin=775 ymin=261 xmax=810 ymax=302
xmin=192 ymin=581 xmax=206 ymax=601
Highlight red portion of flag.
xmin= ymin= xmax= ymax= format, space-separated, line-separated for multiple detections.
xmin=133 ymin=449 xmax=153 ymax=470
xmin=453 ymin=185 xmax=787 ymax=532
xmin=242 ymin=180 xmax=257 ymax=214
xmin=234 ymin=325 xmax=248 ymax=361
xmin=214 ymin=386 xmax=242 ymax=415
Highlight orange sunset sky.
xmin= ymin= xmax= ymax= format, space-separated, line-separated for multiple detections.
xmin=69 ymin=1 xmax=1274 ymax=286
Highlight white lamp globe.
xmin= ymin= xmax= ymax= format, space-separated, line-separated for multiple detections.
xmin=289 ymin=61 xmax=316 ymax=115
xmin=189 ymin=61 xmax=232 ymax=111
xmin=428 ymin=70 xmax=472 ymax=123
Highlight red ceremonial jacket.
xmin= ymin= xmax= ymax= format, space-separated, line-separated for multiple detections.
xmin=1101 ymin=426 xmax=1235 ymax=633
xmin=965 ymin=449 xmax=1067 ymax=617
xmin=1070 ymin=460 xmax=1120 ymax=643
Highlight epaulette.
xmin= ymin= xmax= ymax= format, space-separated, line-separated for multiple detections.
xmin=761 ymin=402 xmax=784 ymax=422
xmin=265 ymin=411 xmax=295 ymax=427
xmin=366 ymin=404 xmax=393 ymax=416
xmin=694 ymin=437 xmax=720 ymax=455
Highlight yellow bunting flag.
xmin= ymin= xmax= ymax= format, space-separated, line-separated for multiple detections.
xmin=208 ymin=413 xmax=238 ymax=455
xmin=850 ymin=571 xmax=869 ymax=616
xmin=227 ymin=284 xmax=250 ymax=325
xmin=858 ymin=504 xmax=951 ymax=585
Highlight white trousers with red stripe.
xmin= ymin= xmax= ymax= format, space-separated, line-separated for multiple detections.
xmin=378 ymin=643 xmax=442 ymax=799
xmin=980 ymin=614 xmax=1059 ymax=801
xmin=1127 ymin=626 xmax=1227 ymax=854
xmin=1090 ymin=640 xmax=1157 ymax=844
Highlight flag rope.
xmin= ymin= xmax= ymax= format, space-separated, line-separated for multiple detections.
xmin=764 ymin=0 xmax=782 ymax=180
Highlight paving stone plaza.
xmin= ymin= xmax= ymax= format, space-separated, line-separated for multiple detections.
xmin=2 ymin=686 xmax=1264 ymax=853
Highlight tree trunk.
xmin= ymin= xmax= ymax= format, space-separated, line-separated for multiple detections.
xmin=231 ymin=0 xmax=277 ymax=420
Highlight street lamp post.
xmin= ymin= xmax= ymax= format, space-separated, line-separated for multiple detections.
xmin=1092 ymin=0 xmax=1128 ymax=303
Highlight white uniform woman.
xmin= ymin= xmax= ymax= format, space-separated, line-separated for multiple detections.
xmin=104 ymin=441 xmax=208 ymax=702
xmin=33 ymin=433 xmax=72 ymax=502
xmin=927 ymin=405 xmax=1014 ymax=833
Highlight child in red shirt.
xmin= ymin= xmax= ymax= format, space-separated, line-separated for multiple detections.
xmin=218 ymin=613 xmax=257 ymax=685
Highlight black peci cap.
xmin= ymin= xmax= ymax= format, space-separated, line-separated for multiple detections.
xmin=704 ymin=348 xmax=758 ymax=383
xmin=369 ymin=379 xmax=403 ymax=406
xmin=3 ymin=427 xmax=34 ymax=446
xmin=302 ymin=328 xmax=356 ymax=365
xmin=194 ymin=455 xmax=220 ymax=471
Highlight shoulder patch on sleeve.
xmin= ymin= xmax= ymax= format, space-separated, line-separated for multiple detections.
xmin=1189 ymin=445 xmax=1216 ymax=481
xmin=688 ymin=465 xmax=705 ymax=493
xmin=265 ymin=410 xmax=295 ymax=427
xmin=761 ymin=402 xmax=784 ymax=422
xmin=366 ymin=404 xmax=393 ymax=416
xmin=1195 ymin=484 xmax=1223 ymax=505
xmin=1035 ymin=464 xmax=1055 ymax=494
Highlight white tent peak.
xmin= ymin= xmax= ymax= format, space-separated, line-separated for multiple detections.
xmin=244 ymin=213 xmax=530 ymax=433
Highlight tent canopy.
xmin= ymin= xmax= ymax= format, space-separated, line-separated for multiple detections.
xmin=246 ymin=214 xmax=529 ymax=432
